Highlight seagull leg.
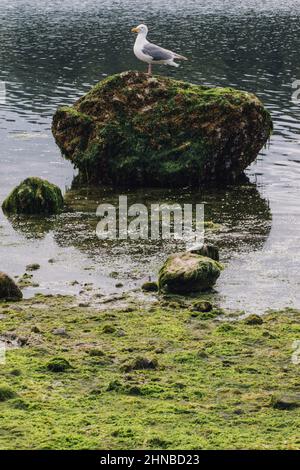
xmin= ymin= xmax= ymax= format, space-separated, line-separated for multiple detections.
xmin=147 ymin=63 xmax=152 ymax=75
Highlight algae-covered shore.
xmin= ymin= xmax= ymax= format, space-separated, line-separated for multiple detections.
xmin=0 ymin=294 xmax=299 ymax=450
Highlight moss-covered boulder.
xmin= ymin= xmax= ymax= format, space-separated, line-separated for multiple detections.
xmin=0 ymin=272 xmax=23 ymax=301
xmin=159 ymin=252 xmax=223 ymax=294
xmin=2 ymin=177 xmax=64 ymax=215
xmin=52 ymin=71 xmax=272 ymax=187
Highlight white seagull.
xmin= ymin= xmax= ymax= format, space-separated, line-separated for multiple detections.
xmin=131 ymin=24 xmax=188 ymax=75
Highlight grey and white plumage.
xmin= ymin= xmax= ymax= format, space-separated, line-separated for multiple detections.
xmin=131 ymin=24 xmax=187 ymax=74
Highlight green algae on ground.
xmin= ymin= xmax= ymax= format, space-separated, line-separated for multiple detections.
xmin=52 ymin=71 xmax=273 ymax=187
xmin=0 ymin=294 xmax=299 ymax=449
xmin=2 ymin=177 xmax=64 ymax=215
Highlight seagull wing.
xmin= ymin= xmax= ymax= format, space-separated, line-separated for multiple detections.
xmin=142 ymin=43 xmax=174 ymax=61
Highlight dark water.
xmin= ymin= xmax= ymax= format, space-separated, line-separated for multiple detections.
xmin=0 ymin=0 xmax=300 ymax=311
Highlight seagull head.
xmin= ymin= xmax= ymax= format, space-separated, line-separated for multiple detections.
xmin=131 ymin=24 xmax=148 ymax=36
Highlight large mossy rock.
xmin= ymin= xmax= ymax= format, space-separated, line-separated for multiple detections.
xmin=2 ymin=177 xmax=64 ymax=215
xmin=158 ymin=252 xmax=223 ymax=294
xmin=0 ymin=272 xmax=23 ymax=301
xmin=52 ymin=71 xmax=272 ymax=187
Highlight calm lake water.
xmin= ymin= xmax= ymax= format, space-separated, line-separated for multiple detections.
xmin=0 ymin=0 xmax=300 ymax=312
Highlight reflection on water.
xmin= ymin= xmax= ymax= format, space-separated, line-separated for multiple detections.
xmin=0 ymin=0 xmax=300 ymax=311
xmin=2 ymin=182 xmax=272 ymax=304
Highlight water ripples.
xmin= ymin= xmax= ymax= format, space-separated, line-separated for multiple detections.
xmin=0 ymin=0 xmax=300 ymax=311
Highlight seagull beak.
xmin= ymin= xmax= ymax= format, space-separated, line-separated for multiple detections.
xmin=131 ymin=27 xmax=139 ymax=33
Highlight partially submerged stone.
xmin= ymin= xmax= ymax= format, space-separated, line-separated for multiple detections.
xmin=52 ymin=71 xmax=273 ymax=187
xmin=26 ymin=263 xmax=40 ymax=271
xmin=141 ymin=281 xmax=159 ymax=292
xmin=0 ymin=272 xmax=23 ymax=301
xmin=2 ymin=177 xmax=64 ymax=215
xmin=158 ymin=252 xmax=223 ymax=294
xmin=190 ymin=243 xmax=219 ymax=261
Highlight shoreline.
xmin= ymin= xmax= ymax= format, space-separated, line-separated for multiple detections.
xmin=0 ymin=293 xmax=299 ymax=449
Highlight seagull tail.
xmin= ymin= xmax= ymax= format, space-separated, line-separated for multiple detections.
xmin=173 ymin=53 xmax=188 ymax=61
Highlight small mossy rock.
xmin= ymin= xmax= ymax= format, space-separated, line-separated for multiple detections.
xmin=142 ymin=281 xmax=159 ymax=292
xmin=0 ymin=272 xmax=23 ymax=301
xmin=26 ymin=263 xmax=40 ymax=271
xmin=190 ymin=300 xmax=213 ymax=313
xmin=87 ymin=348 xmax=105 ymax=357
xmin=46 ymin=357 xmax=72 ymax=372
xmin=122 ymin=356 xmax=158 ymax=372
xmin=159 ymin=252 xmax=223 ymax=294
xmin=190 ymin=243 xmax=219 ymax=261
xmin=52 ymin=71 xmax=273 ymax=187
xmin=244 ymin=314 xmax=263 ymax=325
xmin=102 ymin=324 xmax=116 ymax=334
xmin=2 ymin=177 xmax=64 ymax=215
xmin=271 ymin=394 xmax=300 ymax=410
xmin=0 ymin=385 xmax=16 ymax=402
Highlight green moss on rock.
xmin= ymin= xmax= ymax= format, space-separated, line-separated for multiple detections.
xmin=2 ymin=177 xmax=64 ymax=215
xmin=159 ymin=252 xmax=223 ymax=294
xmin=52 ymin=71 xmax=273 ymax=187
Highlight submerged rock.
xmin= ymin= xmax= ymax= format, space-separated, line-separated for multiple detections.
xmin=158 ymin=252 xmax=223 ymax=294
xmin=52 ymin=71 xmax=272 ymax=187
xmin=0 ymin=272 xmax=23 ymax=301
xmin=2 ymin=177 xmax=64 ymax=215
xmin=26 ymin=263 xmax=40 ymax=272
